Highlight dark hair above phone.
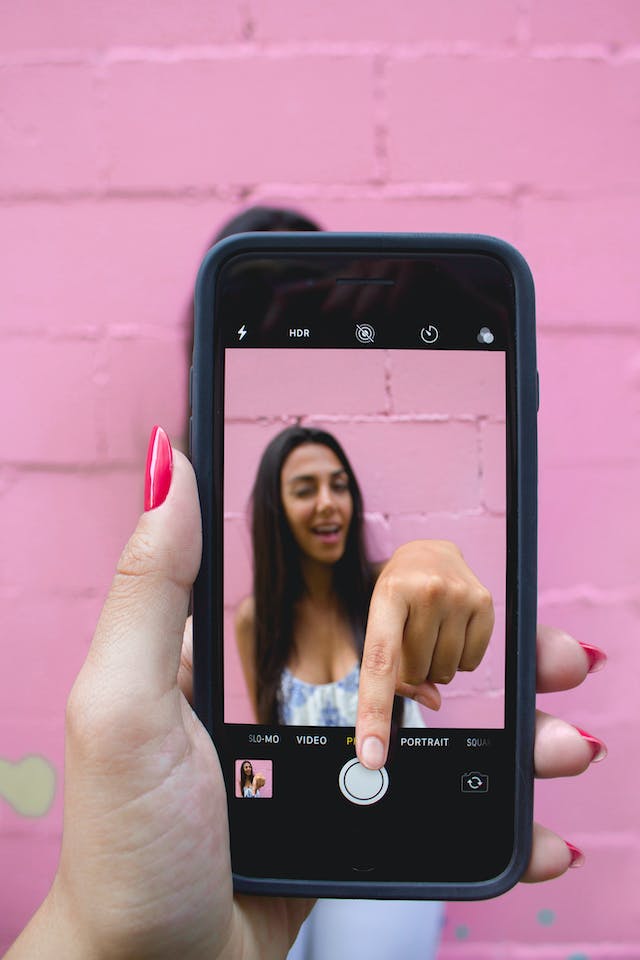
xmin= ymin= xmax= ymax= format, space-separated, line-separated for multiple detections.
xmin=213 ymin=205 xmax=321 ymax=243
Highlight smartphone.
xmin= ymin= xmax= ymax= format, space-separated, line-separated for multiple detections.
xmin=191 ymin=233 xmax=537 ymax=900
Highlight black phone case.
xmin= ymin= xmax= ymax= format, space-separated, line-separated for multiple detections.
xmin=191 ymin=232 xmax=537 ymax=901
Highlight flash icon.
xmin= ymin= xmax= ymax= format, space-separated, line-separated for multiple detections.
xmin=238 ymin=324 xmax=247 ymax=341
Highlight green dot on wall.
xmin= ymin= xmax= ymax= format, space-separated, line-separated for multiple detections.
xmin=454 ymin=925 xmax=470 ymax=941
xmin=567 ymin=954 xmax=589 ymax=960
xmin=537 ymin=908 xmax=556 ymax=927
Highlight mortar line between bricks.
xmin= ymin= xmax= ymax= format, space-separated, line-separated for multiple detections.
xmin=225 ymin=413 xmax=501 ymax=424
xmin=371 ymin=53 xmax=389 ymax=184
xmin=0 ymin=462 xmax=146 ymax=475
xmin=4 ymin=182 xmax=640 ymax=205
xmin=3 ymin=41 xmax=639 ymax=67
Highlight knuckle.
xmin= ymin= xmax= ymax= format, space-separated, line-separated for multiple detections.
xmin=358 ymin=700 xmax=389 ymax=726
xmin=116 ymin=530 xmax=161 ymax=581
xmin=429 ymin=669 xmax=453 ymax=685
xmin=474 ymin=585 xmax=494 ymax=616
xmin=417 ymin=573 xmax=447 ymax=605
xmin=362 ymin=642 xmax=396 ymax=680
xmin=458 ymin=654 xmax=477 ymax=671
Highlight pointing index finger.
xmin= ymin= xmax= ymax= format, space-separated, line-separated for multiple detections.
xmin=355 ymin=585 xmax=407 ymax=770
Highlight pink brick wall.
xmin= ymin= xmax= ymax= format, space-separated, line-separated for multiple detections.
xmin=1 ymin=2 xmax=638 ymax=956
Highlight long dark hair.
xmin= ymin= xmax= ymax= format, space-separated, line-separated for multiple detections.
xmin=251 ymin=426 xmax=374 ymax=724
xmin=239 ymin=761 xmax=254 ymax=792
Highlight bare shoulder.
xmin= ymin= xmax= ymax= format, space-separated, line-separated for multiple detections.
xmin=235 ymin=596 xmax=255 ymax=647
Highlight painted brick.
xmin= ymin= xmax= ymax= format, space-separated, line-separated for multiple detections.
xmin=102 ymin=57 xmax=376 ymax=189
xmin=0 ymin=834 xmax=61 ymax=954
xmin=481 ymin=419 xmax=506 ymax=514
xmin=225 ymin=348 xmax=388 ymax=419
xmin=536 ymin=596 xmax=636 ymax=729
xmin=0 ymin=199 xmax=233 ymax=337
xmin=251 ymin=0 xmax=518 ymax=44
xmin=538 ymin=462 xmax=639 ymax=591
xmin=445 ymin=841 xmax=640 ymax=944
xmin=521 ymin=195 xmax=640 ymax=330
xmin=0 ymin=340 xmax=103 ymax=464
xmin=389 ymin=349 xmax=505 ymax=417
xmin=387 ymin=58 xmax=640 ymax=189
xmin=0 ymin=0 xmax=244 ymax=50
xmin=530 ymin=0 xmax=640 ymax=46
xmin=223 ymin=606 xmax=253 ymax=723
xmin=223 ymin=514 xmax=252 ymax=606
xmin=538 ymin=332 xmax=640 ymax=466
xmin=254 ymin=194 xmax=520 ymax=238
xmin=224 ymin=420 xmax=297 ymax=513
xmin=0 ymin=64 xmax=100 ymax=193
xmin=102 ymin=335 xmax=190 ymax=461
xmin=324 ymin=419 xmax=482 ymax=513
xmin=0 ymin=470 xmax=140 ymax=594
xmin=0 ymin=595 xmax=98 ymax=718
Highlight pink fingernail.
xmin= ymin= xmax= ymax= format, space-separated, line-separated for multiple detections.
xmin=144 ymin=426 xmax=173 ymax=511
xmin=361 ymin=737 xmax=385 ymax=770
xmin=566 ymin=841 xmax=585 ymax=868
xmin=576 ymin=727 xmax=608 ymax=763
xmin=578 ymin=641 xmax=607 ymax=674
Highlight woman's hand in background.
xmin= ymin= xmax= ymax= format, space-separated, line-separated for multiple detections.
xmin=356 ymin=538 xmax=495 ymax=771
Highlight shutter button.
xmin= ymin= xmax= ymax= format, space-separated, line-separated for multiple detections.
xmin=338 ymin=758 xmax=389 ymax=806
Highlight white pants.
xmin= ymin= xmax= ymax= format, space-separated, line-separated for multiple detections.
xmin=287 ymin=899 xmax=444 ymax=960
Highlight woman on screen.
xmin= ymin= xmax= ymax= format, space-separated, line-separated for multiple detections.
xmin=235 ymin=425 xmax=494 ymax=727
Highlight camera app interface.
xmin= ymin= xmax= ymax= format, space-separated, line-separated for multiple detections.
xmin=223 ymin=341 xmax=506 ymax=732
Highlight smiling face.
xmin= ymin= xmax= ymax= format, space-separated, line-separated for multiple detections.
xmin=280 ymin=443 xmax=354 ymax=566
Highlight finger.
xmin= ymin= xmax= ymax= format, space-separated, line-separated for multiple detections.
xmin=86 ymin=432 xmax=202 ymax=701
xmin=426 ymin=611 xmax=467 ymax=684
xmin=395 ymin=584 xmax=440 ymax=686
xmin=534 ymin=710 xmax=607 ymax=778
xmin=177 ymin=616 xmax=194 ymax=705
xmin=396 ymin=680 xmax=442 ymax=712
xmin=458 ymin=594 xmax=495 ymax=671
xmin=355 ymin=585 xmax=407 ymax=770
xmin=536 ymin=624 xmax=606 ymax=693
xmin=521 ymin=823 xmax=585 ymax=882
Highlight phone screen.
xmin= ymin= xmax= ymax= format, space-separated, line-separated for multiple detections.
xmin=195 ymin=243 xmax=534 ymax=896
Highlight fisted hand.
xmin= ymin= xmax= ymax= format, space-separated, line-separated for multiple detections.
xmin=356 ymin=539 xmax=494 ymax=771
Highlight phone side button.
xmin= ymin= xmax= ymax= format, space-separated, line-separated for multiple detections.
xmin=338 ymin=758 xmax=389 ymax=806
xmin=537 ymin=370 xmax=540 ymax=411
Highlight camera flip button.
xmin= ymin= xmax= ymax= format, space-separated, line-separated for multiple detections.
xmin=338 ymin=758 xmax=389 ymax=806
